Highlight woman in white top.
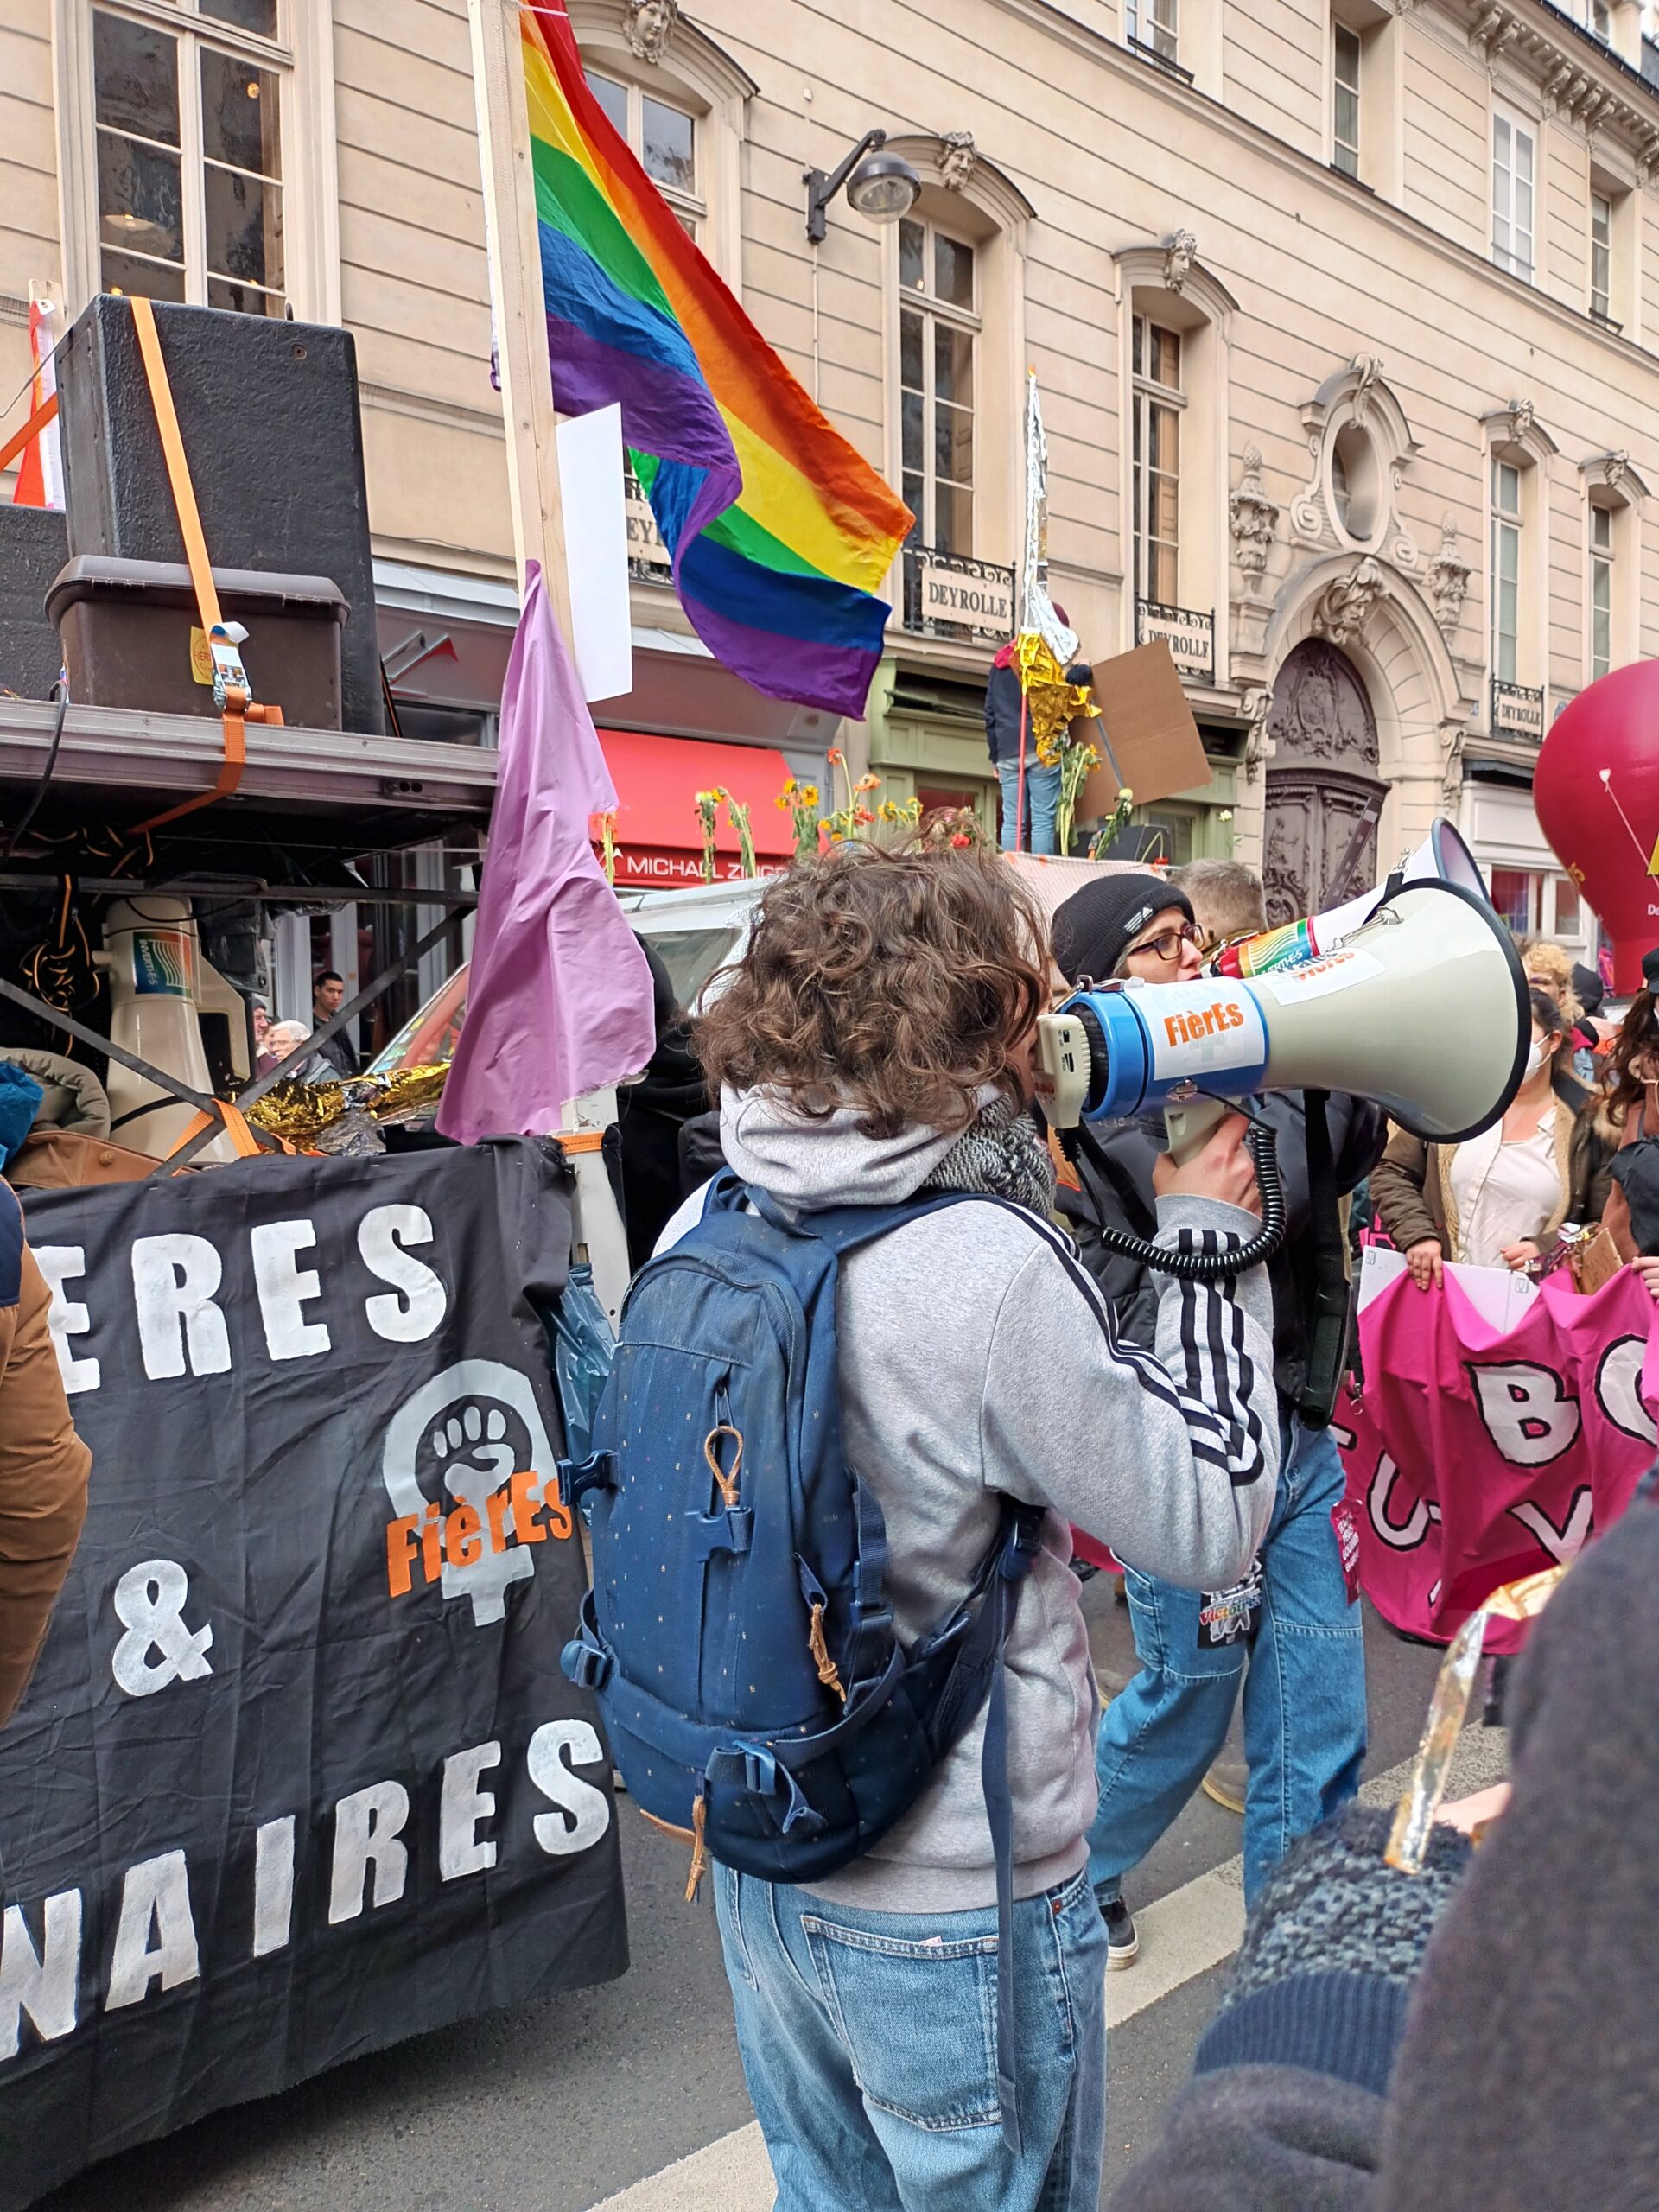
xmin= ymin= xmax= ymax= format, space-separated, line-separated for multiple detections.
xmin=1371 ymin=991 xmax=1593 ymax=1289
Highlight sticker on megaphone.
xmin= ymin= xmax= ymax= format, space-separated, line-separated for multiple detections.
xmin=1143 ymin=979 xmax=1269 ymax=1084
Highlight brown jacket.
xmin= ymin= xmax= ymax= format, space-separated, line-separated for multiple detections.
xmin=0 ymin=1185 xmax=92 ymax=1724
xmin=1371 ymin=1071 xmax=1598 ymax=1262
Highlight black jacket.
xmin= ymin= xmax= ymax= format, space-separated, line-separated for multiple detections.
xmin=983 ymin=657 xmax=1093 ymax=764
xmin=1058 ymin=1090 xmax=1388 ymax=1409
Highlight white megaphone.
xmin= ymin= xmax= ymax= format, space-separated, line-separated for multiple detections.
xmin=1211 ymin=819 xmax=1487 ymax=981
xmin=1035 ymin=878 xmax=1529 ymax=1165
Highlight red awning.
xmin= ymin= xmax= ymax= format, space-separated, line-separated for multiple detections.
xmin=594 ymin=729 xmax=798 ymax=888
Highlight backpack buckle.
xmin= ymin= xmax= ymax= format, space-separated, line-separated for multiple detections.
xmin=735 ymin=1745 xmax=826 ymax=1837
xmin=999 ymin=1502 xmax=1047 ymax=1583
xmin=561 ymin=1631 xmax=613 ymax=1693
xmin=557 ymin=1451 xmax=616 ymax=1509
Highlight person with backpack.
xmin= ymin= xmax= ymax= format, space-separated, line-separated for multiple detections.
xmin=564 ymin=846 xmax=1280 ymax=2212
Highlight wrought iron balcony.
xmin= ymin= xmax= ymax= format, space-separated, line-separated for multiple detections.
xmin=1135 ymin=599 xmax=1216 ymax=685
xmin=1490 ymin=677 xmax=1545 ymax=741
xmin=899 ymin=546 xmax=1016 ymax=645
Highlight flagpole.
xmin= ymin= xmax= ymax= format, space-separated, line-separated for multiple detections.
xmin=467 ymin=0 xmax=577 ymax=644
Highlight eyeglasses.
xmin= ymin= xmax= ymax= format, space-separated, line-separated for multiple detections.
xmin=1126 ymin=921 xmax=1205 ymax=965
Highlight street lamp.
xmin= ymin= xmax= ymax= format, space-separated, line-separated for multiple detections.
xmin=804 ymin=130 xmax=921 ymax=243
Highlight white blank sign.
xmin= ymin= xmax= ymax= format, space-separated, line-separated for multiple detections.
xmin=556 ymin=403 xmax=633 ymax=704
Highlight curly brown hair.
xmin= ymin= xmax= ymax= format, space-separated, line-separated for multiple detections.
xmin=1605 ymin=987 xmax=1659 ymax=1128
xmin=694 ymin=843 xmax=1048 ymax=1139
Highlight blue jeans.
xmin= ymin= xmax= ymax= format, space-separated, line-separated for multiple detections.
xmin=1087 ymin=1417 xmax=1366 ymax=1908
xmin=997 ymin=759 xmax=1063 ymax=854
xmin=715 ymin=1861 xmax=1107 ymax=2212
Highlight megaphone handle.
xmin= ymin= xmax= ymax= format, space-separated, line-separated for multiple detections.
xmin=1163 ymin=1094 xmax=1230 ymax=1167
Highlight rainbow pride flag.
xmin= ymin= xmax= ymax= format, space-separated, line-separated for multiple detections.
xmin=520 ymin=3 xmax=912 ymax=717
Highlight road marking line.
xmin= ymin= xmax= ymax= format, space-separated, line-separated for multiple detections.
xmin=586 ymin=1725 xmax=1508 ymax=2210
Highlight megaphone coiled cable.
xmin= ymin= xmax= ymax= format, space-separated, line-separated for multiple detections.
xmin=1058 ymin=1113 xmax=1288 ymax=1283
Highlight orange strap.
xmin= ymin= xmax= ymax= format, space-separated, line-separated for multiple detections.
xmin=166 ymin=1100 xmax=279 ymax=1166
xmin=127 ymin=294 xmax=252 ymax=830
xmin=0 ymin=391 xmax=58 ymax=478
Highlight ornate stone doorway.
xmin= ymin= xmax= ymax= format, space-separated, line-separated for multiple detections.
xmin=1262 ymin=639 xmax=1385 ymax=923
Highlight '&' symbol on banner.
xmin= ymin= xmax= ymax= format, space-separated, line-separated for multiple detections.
xmin=111 ymin=1560 xmax=214 ymax=1698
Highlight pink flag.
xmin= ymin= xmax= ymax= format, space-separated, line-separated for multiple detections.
xmin=436 ymin=564 xmax=656 ymax=1144
xmin=1337 ymin=1265 xmax=1659 ymax=1653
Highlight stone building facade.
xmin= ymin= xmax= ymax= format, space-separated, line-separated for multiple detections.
xmin=7 ymin=0 xmax=1659 ymax=951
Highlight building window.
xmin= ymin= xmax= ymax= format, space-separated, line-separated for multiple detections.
xmin=1488 ymin=868 xmax=1538 ymax=935
xmin=1590 ymin=190 xmax=1614 ymax=322
xmin=1132 ymin=316 xmax=1183 ymax=605
xmin=584 ymin=68 xmax=702 ymax=234
xmin=1590 ymin=503 xmax=1614 ymax=681
xmin=1127 ymin=0 xmax=1179 ymax=64
xmin=899 ymin=217 xmax=977 ymax=556
xmin=1491 ymin=457 xmax=1522 ymax=683
xmin=1492 ymin=111 xmax=1535 ymax=282
xmin=92 ymin=1 xmax=287 ymax=315
xmin=1332 ymin=22 xmax=1361 ymax=178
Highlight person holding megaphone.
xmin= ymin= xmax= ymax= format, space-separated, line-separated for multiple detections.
xmin=1047 ymin=867 xmax=1387 ymax=1964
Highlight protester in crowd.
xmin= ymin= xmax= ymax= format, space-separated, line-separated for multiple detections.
xmin=668 ymin=845 xmax=1280 ymax=2212
xmin=614 ymin=936 xmax=710 ymax=1270
xmin=1517 ymin=934 xmax=1603 ymax=1089
xmin=1107 ymin=1484 xmax=1659 ymax=2209
xmin=1374 ymin=989 xmax=1598 ymax=1287
xmin=1050 ymin=867 xmax=1383 ymax=1965
xmin=1571 ymin=957 xmax=1607 ymax=1084
xmin=984 ymin=606 xmax=1091 ymax=855
xmin=1169 ymin=859 xmax=1270 ymax=953
xmin=1595 ymin=947 xmax=1659 ymax=1264
xmin=309 ymin=969 xmax=359 ymax=1077
xmin=258 ymin=1020 xmax=330 ymax=1082
xmin=0 ymin=1179 xmax=92 ymax=1725
xmin=251 ymin=995 xmax=271 ymax=1063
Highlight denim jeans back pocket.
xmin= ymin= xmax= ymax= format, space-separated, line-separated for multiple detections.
xmin=799 ymin=1916 xmax=1001 ymax=2132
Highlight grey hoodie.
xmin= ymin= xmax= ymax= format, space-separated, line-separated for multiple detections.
xmin=658 ymin=1088 xmax=1280 ymax=1914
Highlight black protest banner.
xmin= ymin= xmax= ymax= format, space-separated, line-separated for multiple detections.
xmin=2 ymin=1138 xmax=627 ymax=2208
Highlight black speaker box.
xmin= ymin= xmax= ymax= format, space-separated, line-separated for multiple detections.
xmin=0 ymin=505 xmax=69 ymax=701
xmin=55 ymin=296 xmax=384 ymax=734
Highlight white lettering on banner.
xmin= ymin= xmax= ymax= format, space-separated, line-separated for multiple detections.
xmin=31 ymin=1247 xmax=99 ymax=1395
xmin=252 ymin=1818 xmax=295 ymax=1960
xmin=0 ymin=1729 xmax=613 ymax=2060
xmin=359 ymin=1205 xmax=447 ymax=1343
xmin=31 ymin=1203 xmax=454 ymax=1395
xmin=133 ymin=1234 xmax=231 ymax=1379
xmin=328 ymin=1780 xmax=411 ymax=1924
xmin=105 ymin=1853 xmax=200 ymax=2011
xmin=111 ymin=1560 xmax=214 ymax=1697
xmin=1510 ymin=1486 xmax=1595 ymax=1566
xmin=1141 ymin=979 xmax=1268 ymax=1086
xmin=251 ymin=1219 xmax=331 ymax=1362
xmin=1258 ymin=949 xmax=1384 ymax=1005
xmin=1468 ymin=1362 xmax=1582 ymax=1466
xmin=1594 ymin=1333 xmax=1657 ymax=1445
xmin=528 ymin=1719 xmax=613 ymax=1856
xmin=0 ymin=1894 xmax=81 ymax=2059
xmin=440 ymin=1741 xmax=502 ymax=1881
xmin=1366 ymin=1454 xmax=1441 ymax=1550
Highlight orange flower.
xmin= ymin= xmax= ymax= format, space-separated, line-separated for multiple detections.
xmin=826 ymin=747 xmax=845 ymax=766
xmin=854 ymin=805 xmax=874 ymax=826
xmin=853 ymin=772 xmax=880 ymax=793
xmin=950 ymin=831 xmax=971 ymax=848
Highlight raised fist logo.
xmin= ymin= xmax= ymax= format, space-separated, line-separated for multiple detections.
xmin=381 ymin=1360 xmax=557 ymax=1625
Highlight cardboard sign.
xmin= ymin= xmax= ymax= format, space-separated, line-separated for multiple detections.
xmin=1077 ymin=640 xmax=1213 ymax=817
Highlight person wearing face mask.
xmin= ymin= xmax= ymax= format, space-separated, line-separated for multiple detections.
xmin=1372 ymin=989 xmax=1594 ymax=1288
xmin=1048 ymin=871 xmax=1385 ymax=1968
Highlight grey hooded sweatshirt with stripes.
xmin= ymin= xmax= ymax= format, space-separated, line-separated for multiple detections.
xmin=658 ymin=1088 xmax=1281 ymax=1916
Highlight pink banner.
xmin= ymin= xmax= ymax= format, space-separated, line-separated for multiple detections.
xmin=1337 ymin=1266 xmax=1659 ymax=1652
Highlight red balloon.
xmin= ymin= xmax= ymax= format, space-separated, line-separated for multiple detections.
xmin=1534 ymin=660 xmax=1659 ymax=995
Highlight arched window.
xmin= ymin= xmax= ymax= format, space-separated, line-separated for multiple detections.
xmin=1479 ymin=402 xmax=1556 ymax=736
xmin=1114 ymin=238 xmax=1236 ymax=685
xmin=878 ymin=139 xmax=1033 ymax=647
xmin=1581 ymin=452 xmax=1647 ymax=685
xmin=566 ymin=1 xmax=753 ymax=291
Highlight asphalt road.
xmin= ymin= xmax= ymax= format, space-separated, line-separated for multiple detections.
xmin=36 ymin=1586 xmax=1463 ymax=2212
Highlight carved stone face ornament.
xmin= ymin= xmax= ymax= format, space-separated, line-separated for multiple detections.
xmin=625 ymin=0 xmax=677 ymax=64
xmin=938 ymin=130 xmax=978 ymax=191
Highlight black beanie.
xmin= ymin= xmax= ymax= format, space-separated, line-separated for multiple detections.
xmin=1643 ymin=947 xmax=1659 ymax=995
xmin=1052 ymin=873 xmax=1196 ymax=985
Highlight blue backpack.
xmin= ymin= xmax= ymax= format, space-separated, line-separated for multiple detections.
xmin=560 ymin=1171 xmax=1045 ymax=2146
